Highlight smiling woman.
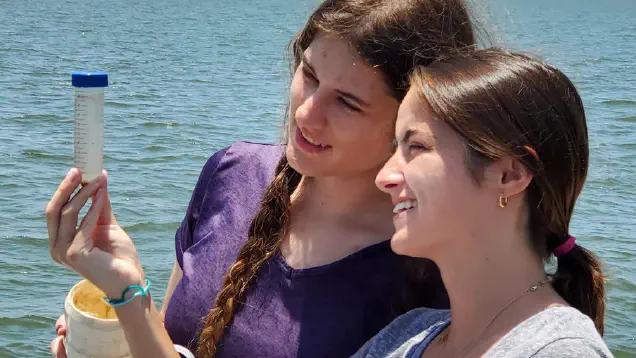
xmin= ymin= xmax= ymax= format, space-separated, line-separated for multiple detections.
xmin=286 ymin=34 xmax=399 ymax=176
xmin=46 ymin=0 xmax=479 ymax=357
xmin=357 ymin=49 xmax=612 ymax=358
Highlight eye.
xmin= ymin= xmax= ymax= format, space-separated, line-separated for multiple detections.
xmin=338 ymin=97 xmax=361 ymax=112
xmin=402 ymin=142 xmax=428 ymax=162
xmin=407 ymin=141 xmax=429 ymax=153
xmin=302 ymin=67 xmax=317 ymax=83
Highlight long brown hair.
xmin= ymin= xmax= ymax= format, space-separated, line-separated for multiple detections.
xmin=197 ymin=1 xmax=477 ymax=356
xmin=409 ymin=49 xmax=606 ymax=334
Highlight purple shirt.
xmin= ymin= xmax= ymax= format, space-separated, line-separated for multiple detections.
xmin=164 ymin=142 xmax=447 ymax=358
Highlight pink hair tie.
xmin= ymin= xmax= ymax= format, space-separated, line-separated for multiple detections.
xmin=553 ymin=235 xmax=576 ymax=257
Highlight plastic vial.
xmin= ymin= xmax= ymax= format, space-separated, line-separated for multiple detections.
xmin=72 ymin=71 xmax=108 ymax=183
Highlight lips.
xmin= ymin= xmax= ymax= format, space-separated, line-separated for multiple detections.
xmin=294 ymin=127 xmax=331 ymax=154
xmin=302 ymin=131 xmax=327 ymax=147
xmin=393 ymin=200 xmax=417 ymax=214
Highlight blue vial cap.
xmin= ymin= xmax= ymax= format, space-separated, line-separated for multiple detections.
xmin=72 ymin=71 xmax=108 ymax=88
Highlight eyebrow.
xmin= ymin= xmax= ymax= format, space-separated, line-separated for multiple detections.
xmin=302 ymin=54 xmax=371 ymax=108
xmin=400 ymin=127 xmax=436 ymax=148
xmin=400 ymin=129 xmax=418 ymax=145
xmin=336 ymin=89 xmax=371 ymax=108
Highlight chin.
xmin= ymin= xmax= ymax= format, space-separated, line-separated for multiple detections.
xmin=390 ymin=228 xmax=436 ymax=259
xmin=286 ymin=144 xmax=316 ymax=176
xmin=285 ymin=143 xmax=337 ymax=178
xmin=389 ymin=231 xmax=412 ymax=256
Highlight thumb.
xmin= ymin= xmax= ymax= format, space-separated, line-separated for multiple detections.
xmin=50 ymin=336 xmax=67 ymax=358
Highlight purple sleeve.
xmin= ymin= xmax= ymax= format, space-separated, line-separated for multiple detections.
xmin=175 ymin=146 xmax=230 ymax=269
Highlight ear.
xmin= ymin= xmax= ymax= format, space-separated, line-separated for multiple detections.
xmin=482 ymin=157 xmax=533 ymax=199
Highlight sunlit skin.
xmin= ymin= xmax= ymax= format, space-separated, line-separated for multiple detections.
xmin=376 ymin=90 xmax=567 ymax=357
xmin=281 ymin=34 xmax=402 ymax=269
xmin=286 ymin=34 xmax=399 ymax=178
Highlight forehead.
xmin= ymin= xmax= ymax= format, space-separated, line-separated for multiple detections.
xmin=396 ymin=90 xmax=432 ymax=135
xmin=305 ymin=34 xmax=392 ymax=97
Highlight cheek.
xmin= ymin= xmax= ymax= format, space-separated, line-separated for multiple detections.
xmin=335 ymin=122 xmax=393 ymax=170
xmin=406 ymin=169 xmax=448 ymax=214
xmin=407 ymin=158 xmax=482 ymax=237
xmin=288 ymin=71 xmax=304 ymax=119
xmin=365 ymin=110 xmax=398 ymax=155
xmin=404 ymin=160 xmax=464 ymax=230
xmin=329 ymin=118 xmax=364 ymax=143
xmin=332 ymin=114 xmax=394 ymax=153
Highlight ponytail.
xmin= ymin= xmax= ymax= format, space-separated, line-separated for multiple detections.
xmin=551 ymin=243 xmax=606 ymax=335
xmin=197 ymin=155 xmax=301 ymax=357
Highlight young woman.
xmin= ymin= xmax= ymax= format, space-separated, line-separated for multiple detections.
xmin=355 ymin=49 xmax=612 ymax=357
xmin=47 ymin=0 xmax=478 ymax=357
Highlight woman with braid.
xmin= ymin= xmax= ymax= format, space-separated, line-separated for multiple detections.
xmin=47 ymin=0 xmax=477 ymax=357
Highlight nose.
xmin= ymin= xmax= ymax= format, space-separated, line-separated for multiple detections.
xmin=295 ymin=89 xmax=327 ymax=131
xmin=375 ymin=151 xmax=405 ymax=195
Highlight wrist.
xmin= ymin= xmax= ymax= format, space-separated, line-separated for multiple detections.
xmin=112 ymin=292 xmax=156 ymax=335
xmin=104 ymin=277 xmax=149 ymax=307
xmin=103 ymin=268 xmax=145 ymax=299
xmin=113 ymin=289 xmax=152 ymax=316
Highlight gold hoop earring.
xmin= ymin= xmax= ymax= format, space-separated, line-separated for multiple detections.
xmin=498 ymin=194 xmax=508 ymax=208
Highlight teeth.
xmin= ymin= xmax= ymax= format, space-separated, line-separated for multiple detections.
xmin=393 ymin=200 xmax=417 ymax=214
xmin=302 ymin=132 xmax=323 ymax=147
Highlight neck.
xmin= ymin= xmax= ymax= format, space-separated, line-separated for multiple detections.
xmin=298 ymin=170 xmax=392 ymax=217
xmin=282 ymin=168 xmax=394 ymax=269
xmin=433 ymin=229 xmax=552 ymax=352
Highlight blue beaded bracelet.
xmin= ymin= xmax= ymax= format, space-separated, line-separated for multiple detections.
xmin=103 ymin=279 xmax=151 ymax=307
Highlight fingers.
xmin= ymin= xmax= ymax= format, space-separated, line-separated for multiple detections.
xmin=96 ymin=170 xmax=118 ymax=226
xmin=46 ymin=168 xmax=103 ymax=263
xmin=50 ymin=336 xmax=67 ymax=358
xmin=57 ymin=175 xmax=104 ymax=242
xmin=55 ymin=315 xmax=66 ymax=336
xmin=77 ymin=188 xmax=105 ymax=233
xmin=67 ymin=188 xmax=106 ymax=265
xmin=46 ymin=169 xmax=81 ymax=254
xmin=62 ymin=176 xmax=103 ymax=238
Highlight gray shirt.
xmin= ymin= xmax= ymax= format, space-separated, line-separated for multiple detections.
xmin=352 ymin=306 xmax=613 ymax=357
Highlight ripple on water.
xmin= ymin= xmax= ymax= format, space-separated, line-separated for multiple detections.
xmin=616 ymin=143 xmax=636 ymax=152
xmin=21 ymin=149 xmax=71 ymax=161
xmin=602 ymin=99 xmax=636 ymax=106
xmin=616 ymin=116 xmax=636 ymax=123
xmin=3 ymin=235 xmax=47 ymax=249
xmin=104 ymin=100 xmax=136 ymax=108
xmin=104 ymin=154 xmax=186 ymax=164
xmin=144 ymin=145 xmax=170 ymax=152
xmin=142 ymin=121 xmax=181 ymax=128
xmin=128 ymin=92 xmax=154 ymax=99
xmin=0 ymin=315 xmax=55 ymax=330
xmin=7 ymin=113 xmax=66 ymax=122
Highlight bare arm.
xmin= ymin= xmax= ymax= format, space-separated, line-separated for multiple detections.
xmin=160 ymin=261 xmax=183 ymax=320
xmin=112 ymin=261 xmax=184 ymax=357
xmin=114 ymin=293 xmax=180 ymax=358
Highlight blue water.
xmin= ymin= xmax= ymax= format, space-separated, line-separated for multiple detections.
xmin=0 ymin=0 xmax=634 ymax=356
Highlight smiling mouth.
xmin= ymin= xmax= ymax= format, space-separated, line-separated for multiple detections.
xmin=301 ymin=130 xmax=328 ymax=148
xmin=294 ymin=127 xmax=332 ymax=153
xmin=393 ymin=200 xmax=417 ymax=214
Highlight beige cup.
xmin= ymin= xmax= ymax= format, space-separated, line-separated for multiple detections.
xmin=64 ymin=280 xmax=132 ymax=358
